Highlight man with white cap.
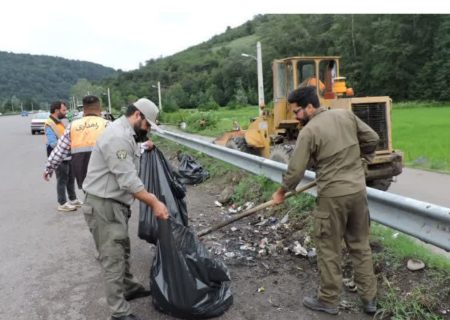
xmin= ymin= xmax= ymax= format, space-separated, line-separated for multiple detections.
xmin=82 ymin=98 xmax=168 ymax=320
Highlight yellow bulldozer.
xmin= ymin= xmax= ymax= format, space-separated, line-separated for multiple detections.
xmin=214 ymin=56 xmax=403 ymax=190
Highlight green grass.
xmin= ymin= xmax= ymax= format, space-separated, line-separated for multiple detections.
xmin=371 ymin=223 xmax=450 ymax=271
xmin=392 ymin=103 xmax=450 ymax=172
xmin=196 ymin=105 xmax=258 ymax=137
xmin=162 ymin=106 xmax=258 ymax=137
xmin=375 ymin=280 xmax=444 ymax=320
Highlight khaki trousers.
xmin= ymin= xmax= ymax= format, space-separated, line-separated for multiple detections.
xmin=313 ymin=189 xmax=377 ymax=305
xmin=83 ymin=194 xmax=144 ymax=317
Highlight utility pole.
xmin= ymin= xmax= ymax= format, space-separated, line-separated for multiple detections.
xmin=242 ymin=42 xmax=265 ymax=116
xmin=107 ymin=88 xmax=112 ymax=114
xmin=152 ymin=82 xmax=162 ymax=112
xmin=157 ymin=81 xmax=162 ymax=112
xmin=256 ymin=41 xmax=265 ymax=116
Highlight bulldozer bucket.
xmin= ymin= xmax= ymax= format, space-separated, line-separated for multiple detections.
xmin=213 ymin=130 xmax=246 ymax=146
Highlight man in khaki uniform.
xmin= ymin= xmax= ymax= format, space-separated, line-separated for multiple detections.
xmin=82 ymin=98 xmax=168 ymax=320
xmin=272 ymin=87 xmax=379 ymax=315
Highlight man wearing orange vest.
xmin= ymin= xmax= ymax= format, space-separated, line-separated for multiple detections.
xmin=44 ymin=101 xmax=79 ymax=212
xmin=44 ymin=95 xmax=109 ymax=192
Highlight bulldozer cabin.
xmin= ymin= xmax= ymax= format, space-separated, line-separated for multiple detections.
xmin=215 ymin=56 xmax=403 ymax=191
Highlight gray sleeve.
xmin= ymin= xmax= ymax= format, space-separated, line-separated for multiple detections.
xmin=101 ymin=137 xmax=145 ymax=194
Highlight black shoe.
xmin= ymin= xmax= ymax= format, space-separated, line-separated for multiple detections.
xmin=124 ymin=288 xmax=151 ymax=301
xmin=303 ymin=296 xmax=339 ymax=315
xmin=362 ymin=299 xmax=377 ymax=314
xmin=111 ymin=314 xmax=141 ymax=320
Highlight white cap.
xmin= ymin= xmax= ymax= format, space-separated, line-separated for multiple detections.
xmin=133 ymin=98 xmax=159 ymax=129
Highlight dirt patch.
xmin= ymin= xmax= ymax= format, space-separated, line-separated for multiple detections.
xmin=186 ymin=181 xmax=370 ymax=320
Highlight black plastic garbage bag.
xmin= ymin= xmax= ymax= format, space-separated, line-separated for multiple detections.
xmin=138 ymin=148 xmax=188 ymax=244
xmin=176 ymin=152 xmax=209 ymax=185
xmin=151 ymin=219 xmax=233 ymax=319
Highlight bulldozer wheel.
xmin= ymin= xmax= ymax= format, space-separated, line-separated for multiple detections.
xmin=270 ymin=145 xmax=292 ymax=164
xmin=367 ymin=179 xmax=392 ymax=191
xmin=225 ymin=137 xmax=259 ymax=155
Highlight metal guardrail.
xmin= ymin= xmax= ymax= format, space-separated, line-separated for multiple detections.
xmin=154 ymin=129 xmax=450 ymax=251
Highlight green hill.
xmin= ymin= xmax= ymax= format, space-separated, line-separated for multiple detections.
xmin=101 ymin=14 xmax=450 ymax=111
xmin=0 ymin=51 xmax=116 ymax=109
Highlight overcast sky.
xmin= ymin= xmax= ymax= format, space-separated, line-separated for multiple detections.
xmin=0 ymin=0 xmax=447 ymax=71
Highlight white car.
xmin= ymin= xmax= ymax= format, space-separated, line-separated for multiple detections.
xmin=31 ymin=112 xmax=50 ymax=135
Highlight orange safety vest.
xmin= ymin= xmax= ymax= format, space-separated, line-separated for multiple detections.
xmin=44 ymin=117 xmax=65 ymax=139
xmin=69 ymin=116 xmax=108 ymax=189
xmin=70 ymin=116 xmax=109 ymax=154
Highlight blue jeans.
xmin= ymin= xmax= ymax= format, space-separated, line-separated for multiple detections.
xmin=55 ymin=161 xmax=76 ymax=205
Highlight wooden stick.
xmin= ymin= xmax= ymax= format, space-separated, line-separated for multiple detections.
xmin=198 ymin=180 xmax=316 ymax=237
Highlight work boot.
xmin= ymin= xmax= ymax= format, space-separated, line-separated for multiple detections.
xmin=362 ymin=299 xmax=377 ymax=314
xmin=303 ymin=296 xmax=338 ymax=315
xmin=111 ymin=314 xmax=142 ymax=320
xmin=124 ymin=288 xmax=151 ymax=301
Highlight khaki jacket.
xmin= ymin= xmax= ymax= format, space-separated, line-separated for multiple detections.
xmin=83 ymin=116 xmax=144 ymax=205
xmin=282 ymin=107 xmax=379 ymax=197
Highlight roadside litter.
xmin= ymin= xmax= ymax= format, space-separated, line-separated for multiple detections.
xmin=175 ymin=152 xmax=209 ymax=185
xmin=195 ymin=181 xmax=318 ymax=272
xmin=198 ymin=181 xmax=317 ymax=237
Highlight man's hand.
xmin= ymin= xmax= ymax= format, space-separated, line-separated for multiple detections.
xmin=43 ymin=171 xmax=52 ymax=181
xmin=272 ymin=187 xmax=286 ymax=205
xmin=152 ymin=200 xmax=169 ymax=220
xmin=141 ymin=140 xmax=154 ymax=151
xmin=133 ymin=190 xmax=168 ymax=219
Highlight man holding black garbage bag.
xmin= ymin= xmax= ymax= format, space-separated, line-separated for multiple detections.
xmin=82 ymin=98 xmax=168 ymax=320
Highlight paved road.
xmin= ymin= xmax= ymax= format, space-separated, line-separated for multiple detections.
xmin=390 ymin=167 xmax=450 ymax=208
xmin=390 ymin=168 xmax=450 ymax=257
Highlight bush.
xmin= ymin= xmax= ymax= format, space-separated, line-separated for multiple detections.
xmin=226 ymin=100 xmax=248 ymax=110
xmin=160 ymin=109 xmax=191 ymax=124
xmin=199 ymin=97 xmax=220 ymax=111
xmin=161 ymin=94 xmax=179 ymax=113
xmin=162 ymin=103 xmax=180 ymax=113
xmin=185 ymin=111 xmax=218 ymax=132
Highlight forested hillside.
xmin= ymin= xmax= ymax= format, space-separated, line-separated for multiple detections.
xmin=101 ymin=14 xmax=450 ymax=111
xmin=0 ymin=51 xmax=115 ymax=110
